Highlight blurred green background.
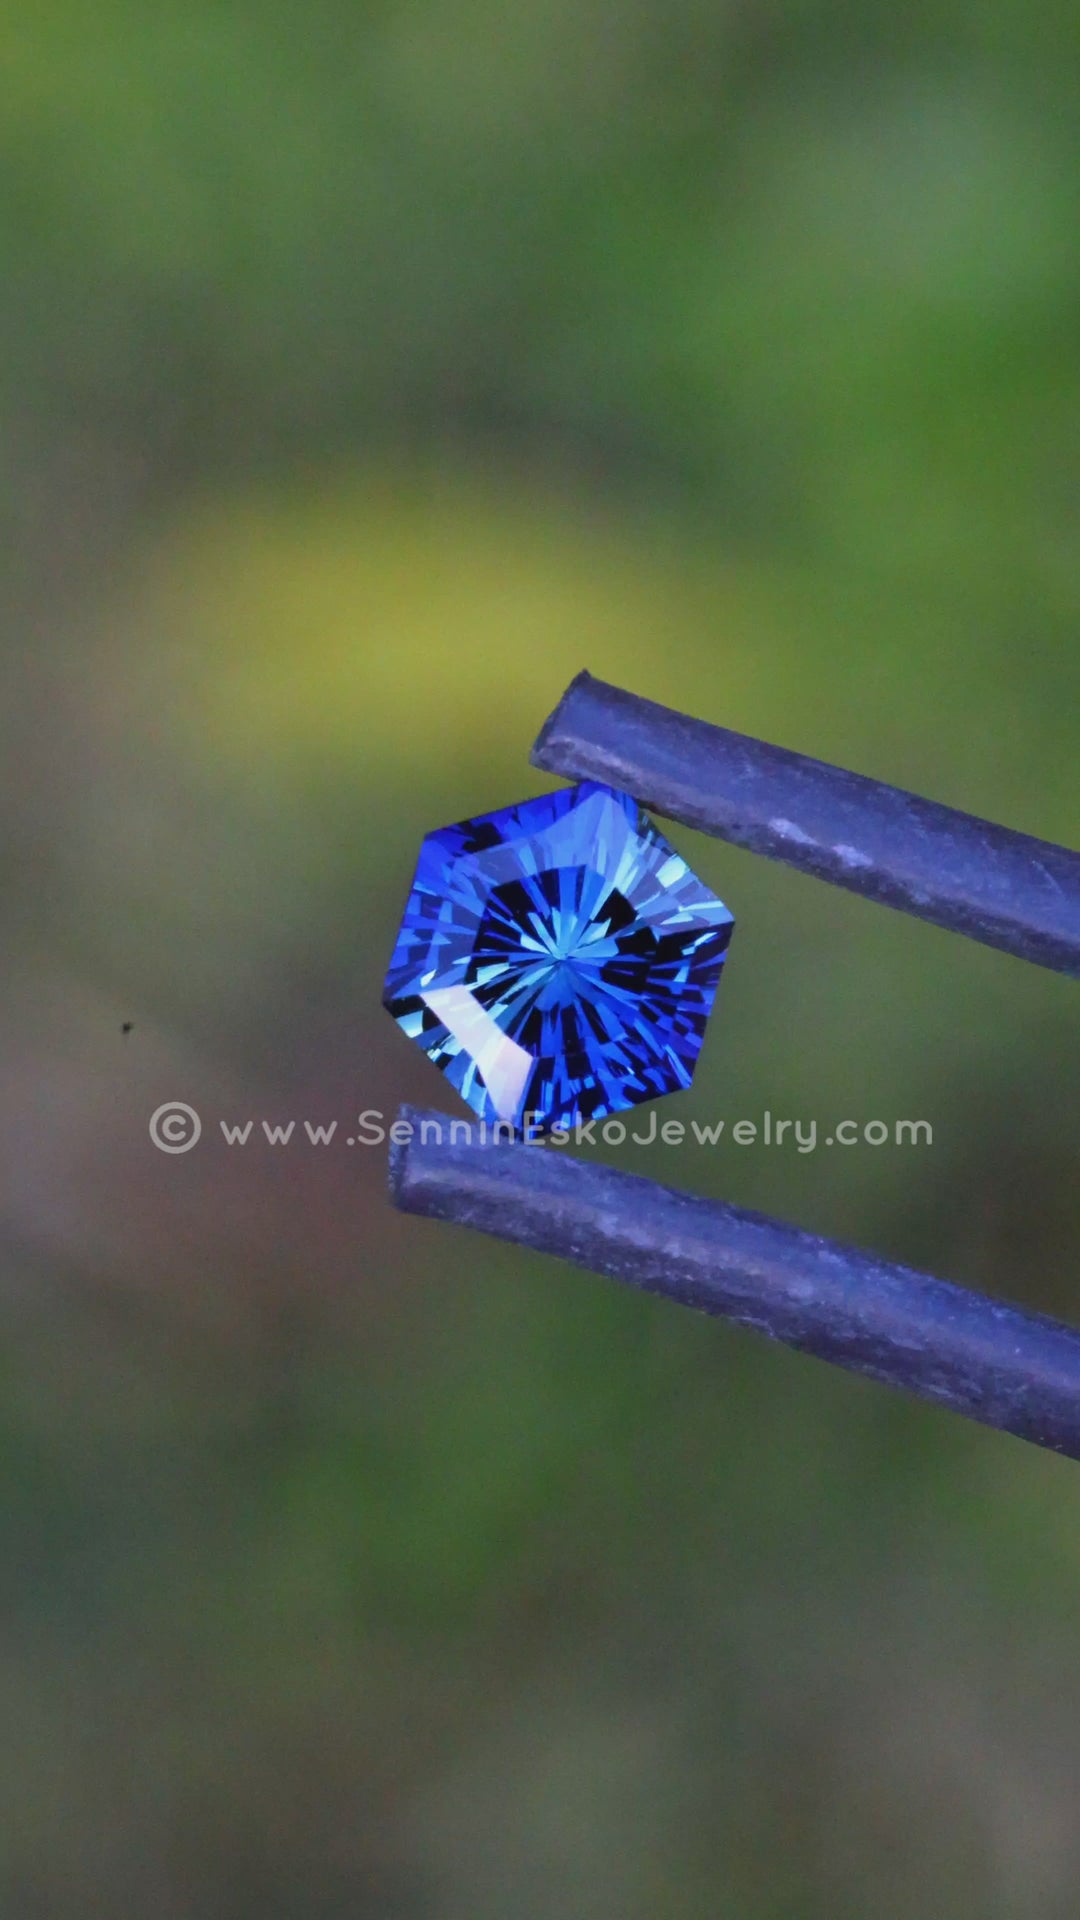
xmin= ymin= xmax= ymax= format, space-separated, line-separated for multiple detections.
xmin=2 ymin=2 xmax=1079 ymax=1914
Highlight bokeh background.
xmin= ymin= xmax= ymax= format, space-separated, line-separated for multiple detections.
xmin=2 ymin=3 xmax=1079 ymax=1914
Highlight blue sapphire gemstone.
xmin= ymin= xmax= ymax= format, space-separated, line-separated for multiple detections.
xmin=384 ymin=781 xmax=734 ymax=1135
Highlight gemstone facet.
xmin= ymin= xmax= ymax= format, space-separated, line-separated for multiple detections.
xmin=383 ymin=781 xmax=734 ymax=1135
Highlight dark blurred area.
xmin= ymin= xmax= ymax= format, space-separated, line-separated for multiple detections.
xmin=1 ymin=4 xmax=1078 ymax=1915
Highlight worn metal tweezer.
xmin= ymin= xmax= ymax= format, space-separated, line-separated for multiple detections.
xmin=389 ymin=674 xmax=1080 ymax=1457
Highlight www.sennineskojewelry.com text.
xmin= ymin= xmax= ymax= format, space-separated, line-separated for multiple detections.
xmin=148 ymin=1104 xmax=933 ymax=1155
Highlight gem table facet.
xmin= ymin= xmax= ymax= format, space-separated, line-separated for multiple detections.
xmin=383 ymin=781 xmax=734 ymax=1135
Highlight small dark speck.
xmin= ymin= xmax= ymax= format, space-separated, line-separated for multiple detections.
xmin=121 ymin=1022 xmax=133 ymax=1034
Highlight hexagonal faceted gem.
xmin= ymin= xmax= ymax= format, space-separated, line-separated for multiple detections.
xmin=383 ymin=781 xmax=734 ymax=1136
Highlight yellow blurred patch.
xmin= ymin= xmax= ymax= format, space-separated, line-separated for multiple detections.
xmin=127 ymin=469 xmax=781 ymax=788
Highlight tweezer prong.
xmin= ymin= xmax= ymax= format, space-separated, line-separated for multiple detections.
xmin=532 ymin=672 xmax=1080 ymax=974
xmin=391 ymin=1107 xmax=1080 ymax=1460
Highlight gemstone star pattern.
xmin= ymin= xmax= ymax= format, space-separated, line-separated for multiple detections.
xmin=383 ymin=781 xmax=734 ymax=1135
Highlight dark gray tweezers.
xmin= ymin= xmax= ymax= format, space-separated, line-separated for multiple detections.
xmin=388 ymin=682 xmax=1079 ymax=1453
xmin=391 ymin=1108 xmax=1080 ymax=1460
xmin=532 ymin=672 xmax=1080 ymax=974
